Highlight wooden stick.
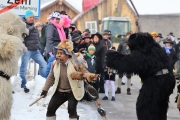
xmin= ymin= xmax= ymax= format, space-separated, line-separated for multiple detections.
xmin=29 ymin=96 xmax=44 ymax=107
xmin=104 ymin=116 xmax=108 ymax=120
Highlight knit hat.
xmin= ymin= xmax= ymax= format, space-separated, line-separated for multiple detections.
xmin=25 ymin=10 xmax=34 ymax=19
xmin=88 ymin=44 xmax=96 ymax=51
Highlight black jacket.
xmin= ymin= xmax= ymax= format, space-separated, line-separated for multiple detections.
xmin=84 ymin=54 xmax=96 ymax=73
xmin=93 ymin=42 xmax=105 ymax=74
xmin=104 ymin=68 xmax=116 ymax=81
xmin=163 ymin=47 xmax=178 ymax=70
xmin=45 ymin=23 xmax=60 ymax=55
xmin=117 ymin=38 xmax=130 ymax=55
xmin=100 ymin=39 xmax=111 ymax=53
xmin=23 ymin=19 xmax=41 ymax=51
xmin=175 ymin=43 xmax=180 ymax=60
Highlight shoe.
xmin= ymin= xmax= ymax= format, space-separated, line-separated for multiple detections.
xmin=131 ymin=83 xmax=133 ymax=86
xmin=24 ymin=88 xmax=30 ymax=93
xmin=111 ymin=96 xmax=115 ymax=101
xmin=12 ymin=91 xmax=15 ymax=94
xmin=115 ymin=87 xmax=121 ymax=94
xmin=121 ymin=82 xmax=125 ymax=85
xmin=127 ymin=88 xmax=131 ymax=95
xmin=102 ymin=96 xmax=108 ymax=100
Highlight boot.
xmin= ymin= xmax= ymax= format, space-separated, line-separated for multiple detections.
xmin=46 ymin=116 xmax=56 ymax=120
xmin=127 ymin=88 xmax=131 ymax=95
xmin=111 ymin=96 xmax=115 ymax=101
xmin=102 ymin=96 xmax=108 ymax=100
xmin=24 ymin=88 xmax=30 ymax=93
xmin=115 ymin=87 xmax=121 ymax=94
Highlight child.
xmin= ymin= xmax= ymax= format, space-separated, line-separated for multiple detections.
xmin=102 ymin=47 xmax=116 ymax=101
xmin=81 ymin=44 xmax=97 ymax=102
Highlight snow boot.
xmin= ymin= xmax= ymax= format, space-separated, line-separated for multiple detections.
xmin=127 ymin=88 xmax=131 ymax=95
xmin=24 ymin=88 xmax=29 ymax=93
xmin=46 ymin=116 xmax=56 ymax=120
xmin=115 ymin=87 xmax=121 ymax=94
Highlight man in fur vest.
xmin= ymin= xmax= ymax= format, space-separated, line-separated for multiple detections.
xmin=41 ymin=41 xmax=98 ymax=120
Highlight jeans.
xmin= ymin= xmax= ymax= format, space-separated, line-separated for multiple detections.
xmin=20 ymin=50 xmax=47 ymax=88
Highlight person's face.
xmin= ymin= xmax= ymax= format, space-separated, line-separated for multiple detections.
xmin=165 ymin=43 xmax=172 ymax=47
xmin=167 ymin=35 xmax=171 ymax=39
xmin=153 ymin=36 xmax=157 ymax=41
xmin=85 ymin=38 xmax=90 ymax=43
xmin=26 ymin=16 xmax=34 ymax=23
xmin=75 ymin=39 xmax=80 ymax=43
xmin=88 ymin=50 xmax=95 ymax=55
xmin=56 ymin=50 xmax=69 ymax=63
xmin=156 ymin=37 xmax=161 ymax=41
xmin=126 ymin=34 xmax=130 ymax=39
xmin=53 ymin=18 xmax=60 ymax=24
xmin=93 ymin=35 xmax=99 ymax=43
xmin=69 ymin=28 xmax=72 ymax=33
xmin=103 ymin=34 xmax=109 ymax=39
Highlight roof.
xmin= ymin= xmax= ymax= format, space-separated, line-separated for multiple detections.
xmin=41 ymin=0 xmax=81 ymax=13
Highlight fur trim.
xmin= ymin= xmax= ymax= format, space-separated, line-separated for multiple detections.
xmin=84 ymin=73 xmax=99 ymax=82
xmin=57 ymin=40 xmax=73 ymax=53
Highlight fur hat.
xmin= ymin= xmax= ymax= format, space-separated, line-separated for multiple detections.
xmin=88 ymin=44 xmax=96 ymax=51
xmin=55 ymin=40 xmax=73 ymax=56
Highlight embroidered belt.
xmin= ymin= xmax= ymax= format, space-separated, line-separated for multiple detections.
xmin=156 ymin=69 xmax=169 ymax=76
xmin=0 ymin=71 xmax=10 ymax=80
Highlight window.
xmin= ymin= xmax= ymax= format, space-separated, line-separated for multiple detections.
xmin=85 ymin=21 xmax=97 ymax=34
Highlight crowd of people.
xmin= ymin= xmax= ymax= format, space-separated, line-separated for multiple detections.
xmin=18 ymin=9 xmax=180 ymax=119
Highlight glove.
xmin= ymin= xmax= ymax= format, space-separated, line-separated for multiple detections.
xmin=41 ymin=90 xmax=48 ymax=98
xmin=70 ymin=72 xmax=83 ymax=80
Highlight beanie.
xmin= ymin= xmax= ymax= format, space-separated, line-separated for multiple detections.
xmin=88 ymin=44 xmax=96 ymax=51
xmin=25 ymin=9 xmax=34 ymax=19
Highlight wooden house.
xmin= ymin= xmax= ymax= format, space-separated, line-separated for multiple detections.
xmin=72 ymin=0 xmax=138 ymax=34
xmin=35 ymin=0 xmax=80 ymax=24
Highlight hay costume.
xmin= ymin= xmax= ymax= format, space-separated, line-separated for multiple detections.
xmin=41 ymin=40 xmax=98 ymax=120
xmin=0 ymin=12 xmax=28 ymax=120
xmin=106 ymin=33 xmax=175 ymax=120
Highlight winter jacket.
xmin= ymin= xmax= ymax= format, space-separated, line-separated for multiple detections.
xmin=163 ymin=47 xmax=178 ymax=71
xmin=104 ymin=68 xmax=116 ymax=81
xmin=45 ymin=23 xmax=60 ymax=55
xmin=93 ymin=42 xmax=105 ymax=74
xmin=100 ymin=39 xmax=112 ymax=53
xmin=73 ymin=42 xmax=80 ymax=53
xmin=23 ymin=18 xmax=41 ymax=51
xmin=45 ymin=56 xmax=55 ymax=78
xmin=117 ymin=38 xmax=130 ymax=55
xmin=84 ymin=53 xmax=96 ymax=73
xmin=78 ymin=42 xmax=90 ymax=50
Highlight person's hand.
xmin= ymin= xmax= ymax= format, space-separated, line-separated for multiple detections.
xmin=49 ymin=52 xmax=54 ymax=57
xmin=40 ymin=90 xmax=47 ymax=98
xmin=34 ymin=22 xmax=41 ymax=28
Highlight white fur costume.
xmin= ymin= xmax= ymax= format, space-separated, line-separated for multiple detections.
xmin=0 ymin=12 xmax=28 ymax=120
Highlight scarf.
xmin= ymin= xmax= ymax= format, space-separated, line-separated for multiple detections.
xmin=164 ymin=46 xmax=172 ymax=55
xmin=50 ymin=20 xmax=66 ymax=41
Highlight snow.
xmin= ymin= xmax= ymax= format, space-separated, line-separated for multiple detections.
xmin=10 ymin=61 xmax=99 ymax=120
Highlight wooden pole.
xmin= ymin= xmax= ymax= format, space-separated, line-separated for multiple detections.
xmin=29 ymin=96 xmax=44 ymax=107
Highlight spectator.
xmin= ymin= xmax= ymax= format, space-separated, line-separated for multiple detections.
xmin=156 ymin=33 xmax=164 ymax=47
xmin=163 ymin=39 xmax=178 ymax=73
xmin=175 ymin=38 xmax=180 ymax=78
xmin=20 ymin=10 xmax=47 ymax=93
xmin=81 ymin=44 xmax=97 ymax=102
xmin=72 ymin=33 xmax=81 ymax=53
xmin=69 ymin=24 xmax=76 ymax=36
xmin=45 ymin=11 xmax=66 ymax=60
xmin=108 ymin=30 xmax=112 ymax=40
xmin=78 ymin=33 xmax=91 ymax=50
xmin=150 ymin=31 xmax=158 ymax=41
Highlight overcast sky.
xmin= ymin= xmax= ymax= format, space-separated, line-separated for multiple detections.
xmin=128 ymin=0 xmax=180 ymax=15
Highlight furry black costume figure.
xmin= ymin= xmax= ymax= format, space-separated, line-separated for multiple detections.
xmin=106 ymin=33 xmax=175 ymax=120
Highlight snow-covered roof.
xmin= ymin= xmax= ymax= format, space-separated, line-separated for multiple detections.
xmin=41 ymin=0 xmax=56 ymax=9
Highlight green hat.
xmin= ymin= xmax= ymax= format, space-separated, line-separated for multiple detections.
xmin=88 ymin=44 xmax=96 ymax=51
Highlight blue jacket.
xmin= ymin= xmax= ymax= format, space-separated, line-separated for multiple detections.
xmin=45 ymin=56 xmax=55 ymax=78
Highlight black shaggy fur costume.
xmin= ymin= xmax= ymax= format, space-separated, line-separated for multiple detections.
xmin=106 ymin=33 xmax=175 ymax=120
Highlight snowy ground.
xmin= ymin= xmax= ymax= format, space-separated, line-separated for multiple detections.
xmin=10 ymin=60 xmax=99 ymax=120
